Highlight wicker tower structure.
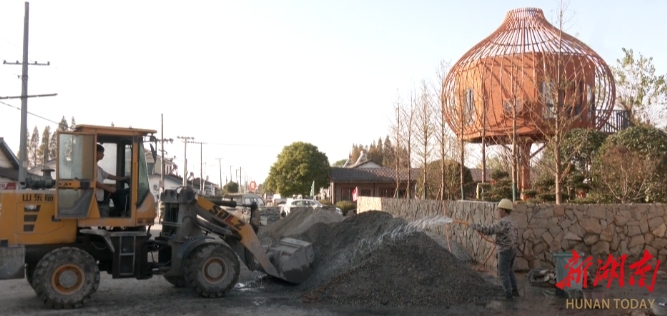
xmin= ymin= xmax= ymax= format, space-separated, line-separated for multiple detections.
xmin=442 ymin=7 xmax=615 ymax=195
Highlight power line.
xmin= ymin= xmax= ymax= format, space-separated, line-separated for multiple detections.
xmin=0 ymin=100 xmax=58 ymax=124
xmin=202 ymin=142 xmax=351 ymax=148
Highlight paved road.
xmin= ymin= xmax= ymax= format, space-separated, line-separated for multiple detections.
xmin=3 ymin=225 xmax=664 ymax=316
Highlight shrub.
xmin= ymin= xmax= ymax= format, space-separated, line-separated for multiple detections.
xmin=570 ymin=197 xmax=598 ymax=204
xmin=537 ymin=192 xmax=568 ymax=202
xmin=490 ymin=170 xmax=510 ymax=181
xmin=526 ymin=198 xmax=542 ymax=204
xmin=537 ymin=193 xmax=555 ymax=202
xmin=335 ymin=200 xmax=356 ymax=215
xmin=478 ymin=183 xmax=492 ymax=191
xmin=318 ymin=199 xmax=333 ymax=206
xmin=522 ymin=189 xmax=538 ymax=199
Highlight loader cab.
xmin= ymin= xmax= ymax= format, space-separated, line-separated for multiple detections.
xmin=55 ymin=125 xmax=158 ymax=227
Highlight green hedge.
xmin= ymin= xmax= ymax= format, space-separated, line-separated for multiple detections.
xmin=335 ymin=200 xmax=356 ymax=215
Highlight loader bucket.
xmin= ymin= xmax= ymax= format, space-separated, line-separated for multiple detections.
xmin=262 ymin=237 xmax=314 ymax=284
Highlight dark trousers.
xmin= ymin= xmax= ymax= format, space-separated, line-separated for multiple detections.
xmin=498 ymin=248 xmax=518 ymax=295
xmin=110 ymin=188 xmax=129 ymax=215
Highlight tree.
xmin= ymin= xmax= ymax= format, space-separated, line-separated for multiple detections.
xmin=594 ymin=145 xmax=661 ymax=204
xmin=612 ymin=48 xmax=667 ymax=126
xmin=264 ymin=142 xmax=330 ymax=197
xmin=525 ymin=0 xmax=594 ymax=204
xmin=417 ymin=159 xmax=474 ymax=200
xmin=223 ymin=181 xmax=239 ymax=194
xmin=401 ymin=93 xmax=416 ymax=199
xmin=591 ymin=124 xmax=667 ymax=202
xmin=560 ymin=128 xmax=607 ymax=181
xmin=332 ymin=159 xmax=347 ymax=167
xmin=36 ymin=126 xmax=51 ymax=167
xmin=433 ymin=60 xmax=457 ymax=200
xmin=383 ymin=136 xmax=394 ymax=167
xmin=373 ymin=137 xmax=384 ymax=165
xmin=57 ymin=116 xmax=69 ymax=132
xmin=413 ymin=80 xmax=435 ymax=199
xmin=29 ymin=126 xmax=39 ymax=168
xmin=390 ymin=97 xmax=403 ymax=197
xmin=49 ymin=132 xmax=57 ymax=161
xmin=477 ymin=148 xmax=512 ymax=174
xmin=70 ymin=116 xmax=77 ymax=131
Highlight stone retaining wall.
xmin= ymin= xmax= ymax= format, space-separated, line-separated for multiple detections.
xmin=357 ymin=197 xmax=667 ymax=272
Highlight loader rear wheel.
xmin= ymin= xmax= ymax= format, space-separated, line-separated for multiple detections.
xmin=163 ymin=275 xmax=187 ymax=287
xmin=184 ymin=244 xmax=240 ymax=298
xmin=32 ymin=247 xmax=100 ymax=309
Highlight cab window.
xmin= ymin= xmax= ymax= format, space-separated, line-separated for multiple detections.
xmin=137 ymin=138 xmax=150 ymax=205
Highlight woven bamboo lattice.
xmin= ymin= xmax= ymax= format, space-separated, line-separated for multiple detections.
xmin=441 ymin=7 xmax=616 ymax=143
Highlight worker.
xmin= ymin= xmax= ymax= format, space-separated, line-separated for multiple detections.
xmin=95 ymin=144 xmax=130 ymax=216
xmin=470 ymin=198 xmax=519 ymax=301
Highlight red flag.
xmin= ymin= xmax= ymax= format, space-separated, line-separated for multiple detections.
xmin=352 ymin=187 xmax=358 ymax=201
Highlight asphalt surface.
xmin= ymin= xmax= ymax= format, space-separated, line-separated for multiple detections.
xmin=2 ymin=226 xmax=665 ymax=316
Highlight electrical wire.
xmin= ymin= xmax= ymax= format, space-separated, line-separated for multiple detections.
xmin=0 ymin=100 xmax=60 ymax=124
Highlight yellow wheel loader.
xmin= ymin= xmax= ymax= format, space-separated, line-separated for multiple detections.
xmin=0 ymin=125 xmax=313 ymax=308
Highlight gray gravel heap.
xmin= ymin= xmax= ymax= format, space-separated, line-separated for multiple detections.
xmin=254 ymin=210 xmax=500 ymax=307
xmin=297 ymin=211 xmax=500 ymax=307
xmin=257 ymin=207 xmax=343 ymax=246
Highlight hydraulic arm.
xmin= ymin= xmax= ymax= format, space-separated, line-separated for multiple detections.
xmin=160 ymin=188 xmax=314 ymax=284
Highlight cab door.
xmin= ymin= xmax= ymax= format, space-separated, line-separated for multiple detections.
xmin=55 ymin=132 xmax=96 ymax=219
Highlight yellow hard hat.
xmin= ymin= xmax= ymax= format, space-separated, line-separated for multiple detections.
xmin=497 ymin=198 xmax=513 ymax=211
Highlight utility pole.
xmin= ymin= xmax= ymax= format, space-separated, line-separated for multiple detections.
xmin=239 ymin=166 xmax=242 ymax=193
xmin=2 ymin=2 xmax=56 ymax=187
xmin=156 ymin=114 xmax=173 ymax=199
xmin=177 ymin=136 xmax=194 ymax=186
xmin=216 ymin=158 xmax=224 ymax=194
xmin=161 ymin=114 xmax=164 ymax=193
xmin=186 ymin=141 xmax=204 ymax=192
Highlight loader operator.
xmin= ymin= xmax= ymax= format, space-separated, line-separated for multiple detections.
xmin=470 ymin=198 xmax=520 ymax=301
xmin=96 ymin=144 xmax=130 ymax=216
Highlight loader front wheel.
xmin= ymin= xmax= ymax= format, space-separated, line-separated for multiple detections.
xmin=184 ymin=244 xmax=240 ymax=298
xmin=163 ymin=275 xmax=187 ymax=287
xmin=32 ymin=247 xmax=100 ymax=309
xmin=26 ymin=264 xmax=36 ymax=289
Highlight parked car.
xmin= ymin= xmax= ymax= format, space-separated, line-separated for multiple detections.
xmin=280 ymin=199 xmax=342 ymax=216
xmin=223 ymin=193 xmax=266 ymax=214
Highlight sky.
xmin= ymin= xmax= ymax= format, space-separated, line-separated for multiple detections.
xmin=0 ymin=0 xmax=665 ymax=186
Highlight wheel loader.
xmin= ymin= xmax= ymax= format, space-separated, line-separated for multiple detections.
xmin=0 ymin=124 xmax=314 ymax=308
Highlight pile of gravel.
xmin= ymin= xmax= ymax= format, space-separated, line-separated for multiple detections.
xmin=297 ymin=211 xmax=500 ymax=307
xmin=423 ymin=230 xmax=471 ymax=262
xmin=254 ymin=210 xmax=500 ymax=307
xmin=257 ymin=208 xmax=343 ymax=245
xmin=304 ymin=231 xmax=499 ymax=307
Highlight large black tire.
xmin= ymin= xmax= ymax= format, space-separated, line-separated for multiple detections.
xmin=26 ymin=264 xmax=36 ymax=289
xmin=184 ymin=244 xmax=240 ymax=298
xmin=163 ymin=275 xmax=187 ymax=287
xmin=32 ymin=247 xmax=100 ymax=309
